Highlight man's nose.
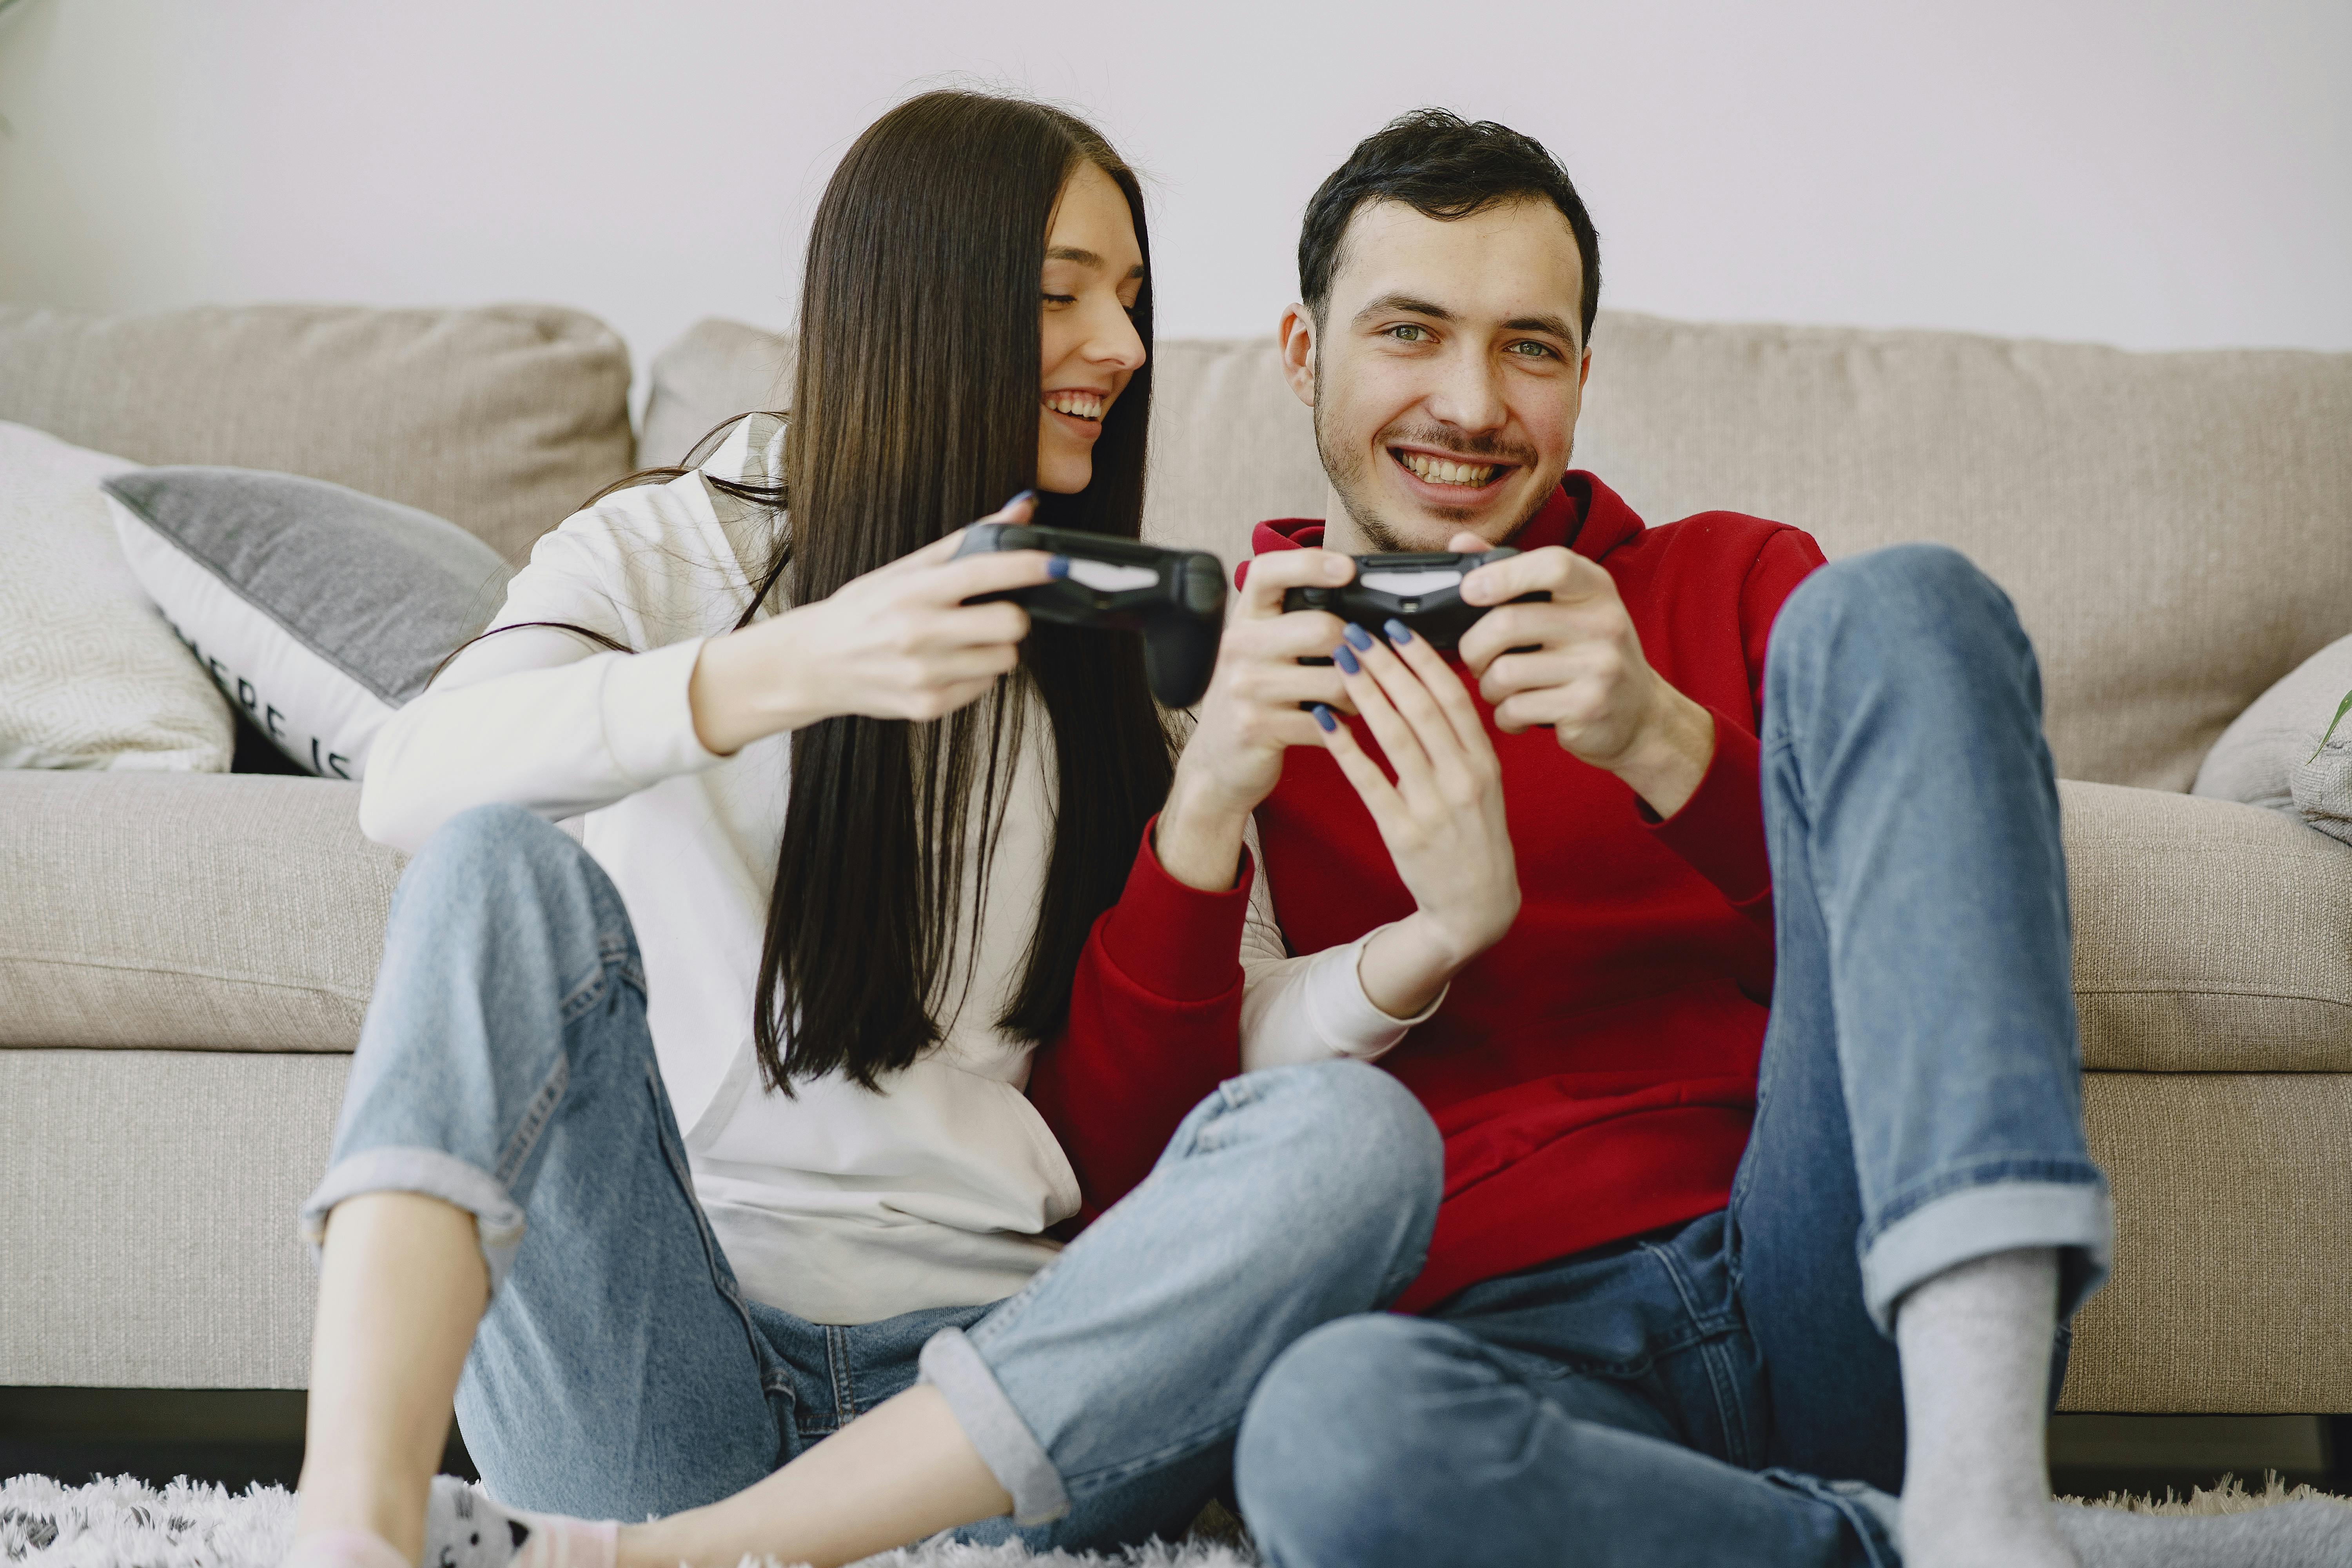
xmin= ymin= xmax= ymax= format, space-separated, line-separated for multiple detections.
xmin=1423 ymin=347 xmax=1507 ymax=434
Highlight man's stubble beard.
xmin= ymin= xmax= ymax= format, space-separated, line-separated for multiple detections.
xmin=1311 ymin=353 xmax=1566 ymax=553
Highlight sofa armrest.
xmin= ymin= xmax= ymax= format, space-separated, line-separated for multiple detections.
xmin=0 ymin=773 xmax=403 ymax=1051
xmin=2061 ymin=780 xmax=2352 ymax=1071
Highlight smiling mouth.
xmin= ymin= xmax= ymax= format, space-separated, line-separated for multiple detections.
xmin=1391 ymin=447 xmax=1510 ymax=490
xmin=1044 ymin=390 xmax=1105 ymax=423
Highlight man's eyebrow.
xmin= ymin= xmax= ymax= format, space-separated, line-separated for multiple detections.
xmin=1352 ymin=293 xmax=1455 ymax=327
xmin=1506 ymin=313 xmax=1581 ymax=347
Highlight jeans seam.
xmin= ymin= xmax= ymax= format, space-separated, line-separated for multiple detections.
xmin=1642 ymin=1241 xmax=1747 ymax=1465
xmin=493 ymin=1052 xmax=568 ymax=1189
xmin=642 ymin=1056 xmax=775 ymax=1409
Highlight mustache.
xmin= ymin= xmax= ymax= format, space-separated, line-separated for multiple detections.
xmin=1377 ymin=424 xmax=1540 ymax=468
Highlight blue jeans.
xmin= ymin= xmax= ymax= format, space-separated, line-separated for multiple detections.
xmin=1234 ymin=545 xmax=2114 ymax=1568
xmin=302 ymin=806 xmax=1442 ymax=1552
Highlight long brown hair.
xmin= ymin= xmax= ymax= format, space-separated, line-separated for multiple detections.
xmin=443 ymin=93 xmax=1167 ymax=1092
xmin=759 ymin=93 xmax=1167 ymax=1091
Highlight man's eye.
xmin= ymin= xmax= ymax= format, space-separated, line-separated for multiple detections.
xmin=1386 ymin=324 xmax=1429 ymax=343
xmin=1508 ymin=340 xmax=1557 ymax=359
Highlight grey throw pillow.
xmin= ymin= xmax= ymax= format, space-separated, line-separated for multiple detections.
xmin=103 ymin=467 xmax=513 ymax=779
xmin=2194 ymin=632 xmax=2352 ymax=847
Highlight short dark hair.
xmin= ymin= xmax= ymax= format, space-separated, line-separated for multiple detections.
xmin=1299 ymin=109 xmax=1601 ymax=347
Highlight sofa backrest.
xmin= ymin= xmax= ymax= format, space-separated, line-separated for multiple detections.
xmin=0 ymin=303 xmax=633 ymax=564
xmin=646 ymin=310 xmax=2352 ymax=791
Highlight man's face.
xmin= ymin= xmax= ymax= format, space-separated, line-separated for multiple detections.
xmin=1288 ymin=197 xmax=1590 ymax=551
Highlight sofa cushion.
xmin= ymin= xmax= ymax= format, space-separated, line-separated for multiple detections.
xmin=0 ymin=422 xmax=233 ymax=772
xmin=104 ymin=467 xmax=513 ymax=779
xmin=1572 ymin=314 xmax=2352 ymax=792
xmin=643 ymin=314 xmax=2352 ymax=791
xmin=0 ymin=303 xmax=633 ymax=562
xmin=0 ymin=772 xmax=403 ymax=1051
xmin=2062 ymin=780 xmax=2352 ymax=1072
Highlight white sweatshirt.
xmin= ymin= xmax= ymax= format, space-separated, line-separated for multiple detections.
xmin=361 ymin=416 xmax=1428 ymax=1325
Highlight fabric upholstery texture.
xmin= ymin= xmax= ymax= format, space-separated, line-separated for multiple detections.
xmin=0 ymin=421 xmax=233 ymax=772
xmin=0 ymin=773 xmax=403 ymax=1052
xmin=2061 ymin=782 xmax=2352 ymax=1073
xmin=0 ymin=1049 xmax=346 ymax=1388
xmin=2062 ymin=1071 xmax=2352 ymax=1414
xmin=0 ymin=303 xmax=633 ymax=562
xmin=642 ymin=316 xmax=2352 ymax=791
xmin=104 ymin=467 xmax=514 ymax=777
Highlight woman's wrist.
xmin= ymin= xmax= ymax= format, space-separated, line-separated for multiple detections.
xmin=1357 ymin=910 xmax=1481 ymax=1020
xmin=688 ymin=613 xmax=831 ymax=755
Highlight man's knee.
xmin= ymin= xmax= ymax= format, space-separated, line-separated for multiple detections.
xmin=1775 ymin=542 xmax=2022 ymax=661
xmin=1237 ymin=1315 xmax=1463 ymax=1555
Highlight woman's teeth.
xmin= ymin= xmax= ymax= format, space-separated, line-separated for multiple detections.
xmin=1045 ymin=390 xmax=1104 ymax=421
xmin=1396 ymin=450 xmax=1499 ymax=488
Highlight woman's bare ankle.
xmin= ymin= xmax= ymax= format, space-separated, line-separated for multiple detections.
xmin=293 ymin=1459 xmax=433 ymax=1563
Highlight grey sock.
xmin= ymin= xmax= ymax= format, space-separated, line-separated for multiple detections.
xmin=2054 ymin=1498 xmax=2352 ymax=1568
xmin=424 ymin=1477 xmax=532 ymax=1568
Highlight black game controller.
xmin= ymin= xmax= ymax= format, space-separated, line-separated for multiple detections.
xmin=1282 ymin=548 xmax=1550 ymax=650
xmin=955 ymin=523 xmax=1226 ymax=707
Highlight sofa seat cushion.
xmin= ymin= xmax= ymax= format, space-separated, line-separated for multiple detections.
xmin=0 ymin=303 xmax=633 ymax=563
xmin=2062 ymin=780 xmax=2352 ymax=1072
xmin=0 ymin=773 xmax=403 ymax=1051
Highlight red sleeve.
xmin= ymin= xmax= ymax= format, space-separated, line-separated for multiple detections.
xmin=1638 ymin=526 xmax=1825 ymax=931
xmin=1026 ymin=816 xmax=1250 ymax=1225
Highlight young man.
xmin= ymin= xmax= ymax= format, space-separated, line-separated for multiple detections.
xmin=1040 ymin=113 xmax=2347 ymax=1566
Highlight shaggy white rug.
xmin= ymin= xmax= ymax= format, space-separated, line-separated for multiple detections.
xmin=3 ymin=1471 xmax=2344 ymax=1567
xmin=0 ymin=1475 xmax=1254 ymax=1568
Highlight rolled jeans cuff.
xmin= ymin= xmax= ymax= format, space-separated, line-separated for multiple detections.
xmin=919 ymin=1326 xmax=1070 ymax=1526
xmin=1860 ymin=1175 xmax=2113 ymax=1334
xmin=300 ymin=1145 xmax=528 ymax=1294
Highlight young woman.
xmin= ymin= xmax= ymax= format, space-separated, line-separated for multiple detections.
xmin=284 ymin=91 xmax=1439 ymax=1568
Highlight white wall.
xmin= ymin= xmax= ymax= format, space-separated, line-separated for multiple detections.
xmin=2 ymin=0 xmax=2346 ymax=401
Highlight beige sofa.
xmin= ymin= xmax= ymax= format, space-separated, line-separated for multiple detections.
xmin=2 ymin=302 xmax=2347 ymax=1419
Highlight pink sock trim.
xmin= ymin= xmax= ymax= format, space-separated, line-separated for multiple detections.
xmin=515 ymin=1514 xmax=618 ymax=1568
xmin=284 ymin=1527 xmax=414 ymax=1568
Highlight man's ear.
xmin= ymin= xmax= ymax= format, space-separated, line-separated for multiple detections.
xmin=1277 ymin=304 xmax=1317 ymax=409
xmin=1579 ymin=350 xmax=1592 ymax=392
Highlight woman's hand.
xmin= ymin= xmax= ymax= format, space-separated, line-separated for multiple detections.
xmin=1315 ymin=617 xmax=1521 ymax=1018
xmin=689 ymin=496 xmax=1061 ymax=755
xmin=1154 ymin=548 xmax=1357 ymax=892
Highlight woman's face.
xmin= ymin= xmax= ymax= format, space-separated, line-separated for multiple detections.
xmin=1037 ymin=161 xmax=1147 ymax=494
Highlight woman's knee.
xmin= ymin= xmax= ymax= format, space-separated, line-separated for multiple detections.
xmin=392 ymin=806 xmax=623 ymax=944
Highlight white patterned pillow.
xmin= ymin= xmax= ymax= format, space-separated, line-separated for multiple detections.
xmin=0 ymin=421 xmax=232 ymax=771
xmin=2195 ymin=632 xmax=2352 ymax=847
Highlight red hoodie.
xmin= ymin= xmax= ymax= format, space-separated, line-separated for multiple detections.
xmin=1029 ymin=474 xmax=1825 ymax=1310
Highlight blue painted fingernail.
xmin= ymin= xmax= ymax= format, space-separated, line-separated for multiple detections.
xmin=1333 ymin=643 xmax=1360 ymax=675
xmin=1008 ymin=489 xmax=1039 ymax=508
xmin=1047 ymin=555 xmax=1071 ymax=579
xmin=1312 ymin=704 xmax=1337 ymax=732
xmin=1384 ymin=618 xmax=1412 ymax=645
xmin=1343 ymin=622 xmax=1374 ymax=650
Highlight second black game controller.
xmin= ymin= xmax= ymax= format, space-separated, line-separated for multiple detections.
xmin=954 ymin=523 xmax=1226 ymax=707
xmin=1282 ymin=548 xmax=1550 ymax=649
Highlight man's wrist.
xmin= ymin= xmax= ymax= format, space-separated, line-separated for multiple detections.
xmin=1608 ymin=686 xmax=1715 ymax=819
xmin=1153 ymin=769 xmax=1254 ymax=893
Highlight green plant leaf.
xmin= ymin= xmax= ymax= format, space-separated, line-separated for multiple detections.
xmin=2310 ymin=687 xmax=2352 ymax=764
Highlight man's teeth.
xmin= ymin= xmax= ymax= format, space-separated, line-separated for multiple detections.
xmin=1397 ymin=451 xmax=1498 ymax=487
xmin=1045 ymin=390 xmax=1104 ymax=420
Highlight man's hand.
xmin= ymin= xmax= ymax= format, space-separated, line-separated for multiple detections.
xmin=1450 ymin=530 xmax=1716 ymax=818
xmin=1154 ymin=549 xmax=1357 ymax=893
xmin=1314 ymin=618 xmax=1520 ymax=1016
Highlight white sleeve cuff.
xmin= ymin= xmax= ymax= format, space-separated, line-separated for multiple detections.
xmin=597 ymin=637 xmax=725 ymax=785
xmin=1303 ymin=922 xmax=1446 ymax=1062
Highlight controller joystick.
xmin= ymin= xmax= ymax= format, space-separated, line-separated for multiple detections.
xmin=953 ymin=523 xmax=1226 ymax=708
